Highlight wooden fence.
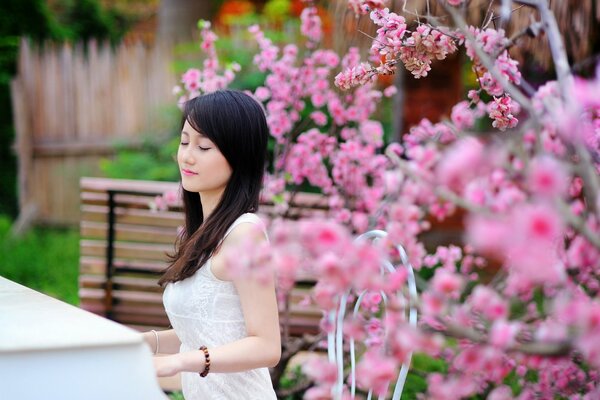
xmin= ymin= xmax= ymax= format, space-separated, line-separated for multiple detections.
xmin=11 ymin=38 xmax=177 ymax=226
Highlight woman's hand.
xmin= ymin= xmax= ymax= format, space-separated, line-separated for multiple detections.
xmin=152 ymin=354 xmax=182 ymax=377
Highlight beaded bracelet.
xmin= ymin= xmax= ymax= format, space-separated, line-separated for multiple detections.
xmin=199 ymin=345 xmax=211 ymax=377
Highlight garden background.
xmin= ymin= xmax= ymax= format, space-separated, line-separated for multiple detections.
xmin=2 ymin=0 xmax=600 ymax=399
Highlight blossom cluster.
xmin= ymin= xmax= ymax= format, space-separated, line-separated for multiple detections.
xmin=167 ymin=2 xmax=600 ymax=397
xmin=398 ymin=24 xmax=457 ymax=78
xmin=247 ymin=21 xmax=392 ymax=229
xmin=334 ymin=7 xmax=458 ymax=90
xmin=300 ymin=6 xmax=322 ymax=47
xmin=174 ymin=20 xmax=240 ymax=107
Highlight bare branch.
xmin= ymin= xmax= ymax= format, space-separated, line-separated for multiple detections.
xmin=499 ymin=0 xmax=514 ymax=27
xmin=482 ymin=0 xmax=496 ymax=29
xmin=441 ymin=321 xmax=572 ymax=356
xmin=513 ymin=0 xmax=573 ymax=94
xmin=438 ymin=1 xmax=535 ymax=115
xmin=557 ymin=199 xmax=600 ymax=250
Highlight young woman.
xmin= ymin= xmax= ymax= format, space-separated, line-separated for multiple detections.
xmin=142 ymin=89 xmax=281 ymax=399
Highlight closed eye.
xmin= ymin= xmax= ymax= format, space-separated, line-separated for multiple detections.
xmin=199 ymin=146 xmax=211 ymax=151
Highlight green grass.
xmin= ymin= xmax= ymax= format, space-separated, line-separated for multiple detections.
xmin=0 ymin=215 xmax=80 ymax=305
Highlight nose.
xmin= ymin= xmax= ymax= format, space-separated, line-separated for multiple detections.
xmin=180 ymin=145 xmax=195 ymax=165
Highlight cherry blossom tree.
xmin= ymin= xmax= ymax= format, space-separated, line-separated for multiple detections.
xmin=167 ymin=0 xmax=600 ymax=398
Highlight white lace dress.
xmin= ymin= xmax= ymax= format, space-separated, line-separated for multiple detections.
xmin=162 ymin=213 xmax=277 ymax=400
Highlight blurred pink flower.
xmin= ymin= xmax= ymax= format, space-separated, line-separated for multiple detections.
xmin=355 ymin=350 xmax=397 ymax=396
xmin=528 ymin=156 xmax=569 ymax=198
xmin=436 ymin=137 xmax=486 ymax=193
xmin=490 ymin=320 xmax=520 ymax=348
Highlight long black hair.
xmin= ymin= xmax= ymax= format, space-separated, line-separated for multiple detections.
xmin=158 ymin=89 xmax=269 ymax=286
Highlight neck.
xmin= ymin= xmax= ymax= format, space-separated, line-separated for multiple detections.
xmin=200 ymin=189 xmax=224 ymax=220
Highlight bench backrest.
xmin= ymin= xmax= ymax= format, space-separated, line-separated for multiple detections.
xmin=78 ymin=177 xmax=328 ymax=334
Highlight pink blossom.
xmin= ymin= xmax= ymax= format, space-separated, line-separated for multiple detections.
xmin=421 ymin=291 xmax=445 ymax=317
xmin=355 ymin=350 xmax=397 ymax=396
xmin=343 ymin=316 xmax=367 ymax=341
xmin=151 ymin=195 xmax=167 ymax=212
xmin=310 ymin=111 xmax=328 ymax=126
xmin=572 ymin=65 xmax=600 ymax=109
xmin=430 ymin=269 xmax=464 ymax=298
xmin=404 ymin=119 xmax=456 ymax=146
xmin=436 ymin=137 xmax=486 ymax=192
xmin=302 ymin=356 xmax=338 ymax=386
xmin=490 ymin=320 xmax=520 ymax=348
xmin=528 ymin=155 xmax=569 ymax=198
xmin=451 ymin=100 xmax=477 ymax=129
xmin=254 ymin=86 xmax=270 ymax=101
xmin=313 ymin=282 xmax=339 ymax=311
xmin=334 ymin=62 xmax=375 ymax=90
xmin=182 ymin=68 xmax=201 ymax=91
xmin=299 ymin=219 xmax=352 ymax=256
xmin=162 ymin=190 xmax=179 ymax=206
xmin=464 ymin=27 xmax=509 ymax=60
xmin=517 ymin=203 xmax=564 ymax=243
xmin=361 ymin=291 xmax=382 ymax=312
xmin=488 ymin=95 xmax=520 ymax=131
xmin=300 ymin=7 xmax=322 ymax=46
xmin=398 ymin=24 xmax=457 ymax=78
xmin=383 ymin=85 xmax=397 ymax=97
xmin=425 ymin=373 xmax=479 ymax=399
xmin=487 ymin=385 xmax=513 ymax=400
xmin=466 ymin=216 xmax=510 ymax=258
xmin=469 ymin=286 xmax=508 ymax=321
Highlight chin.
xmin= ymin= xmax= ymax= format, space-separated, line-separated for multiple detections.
xmin=180 ymin=181 xmax=198 ymax=193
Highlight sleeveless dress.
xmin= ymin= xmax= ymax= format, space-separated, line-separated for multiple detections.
xmin=162 ymin=213 xmax=277 ymax=400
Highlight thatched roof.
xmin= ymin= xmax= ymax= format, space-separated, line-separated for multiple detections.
xmin=329 ymin=0 xmax=600 ymax=69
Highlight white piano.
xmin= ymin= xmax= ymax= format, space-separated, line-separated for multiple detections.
xmin=0 ymin=276 xmax=168 ymax=400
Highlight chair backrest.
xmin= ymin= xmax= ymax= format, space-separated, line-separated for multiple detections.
xmin=326 ymin=230 xmax=418 ymax=400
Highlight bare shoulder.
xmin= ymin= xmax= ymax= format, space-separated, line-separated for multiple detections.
xmin=222 ymin=217 xmax=268 ymax=247
xmin=210 ymin=218 xmax=267 ymax=281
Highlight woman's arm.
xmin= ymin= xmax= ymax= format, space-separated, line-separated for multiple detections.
xmin=153 ymin=223 xmax=281 ymax=376
xmin=142 ymin=328 xmax=182 ymax=355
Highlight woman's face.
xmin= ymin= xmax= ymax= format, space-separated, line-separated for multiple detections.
xmin=177 ymin=120 xmax=232 ymax=195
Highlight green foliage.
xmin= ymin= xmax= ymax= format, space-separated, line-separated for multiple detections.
xmin=263 ymin=0 xmax=292 ymax=20
xmin=0 ymin=0 xmax=133 ymax=218
xmin=279 ymin=364 xmax=306 ymax=399
xmin=503 ymin=370 xmax=522 ymax=396
xmin=0 ymin=215 xmax=80 ymax=305
xmin=402 ymin=353 xmax=449 ymax=398
xmin=100 ymin=135 xmax=181 ymax=181
xmin=0 ymin=0 xmax=67 ymax=218
xmin=167 ymin=391 xmax=184 ymax=400
xmin=56 ymin=0 xmax=132 ymax=45
xmin=0 ymin=0 xmax=68 ymax=43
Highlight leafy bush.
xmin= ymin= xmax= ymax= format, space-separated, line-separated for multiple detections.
xmin=99 ymin=135 xmax=181 ymax=181
xmin=0 ymin=215 xmax=79 ymax=305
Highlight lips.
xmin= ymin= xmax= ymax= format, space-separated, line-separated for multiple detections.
xmin=181 ymin=169 xmax=198 ymax=176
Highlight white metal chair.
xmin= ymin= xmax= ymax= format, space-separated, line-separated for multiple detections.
xmin=327 ymin=230 xmax=418 ymax=400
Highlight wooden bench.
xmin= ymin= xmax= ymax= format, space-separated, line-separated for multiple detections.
xmin=78 ymin=177 xmax=329 ymax=336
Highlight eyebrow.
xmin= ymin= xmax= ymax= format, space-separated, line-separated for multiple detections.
xmin=181 ymin=130 xmax=207 ymax=138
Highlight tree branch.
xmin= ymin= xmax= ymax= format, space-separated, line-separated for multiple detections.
xmin=438 ymin=1 xmax=535 ymax=116
xmin=385 ymin=146 xmax=490 ymax=215
xmin=556 ymin=200 xmax=600 ymax=250
xmin=440 ymin=321 xmax=572 ymax=356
